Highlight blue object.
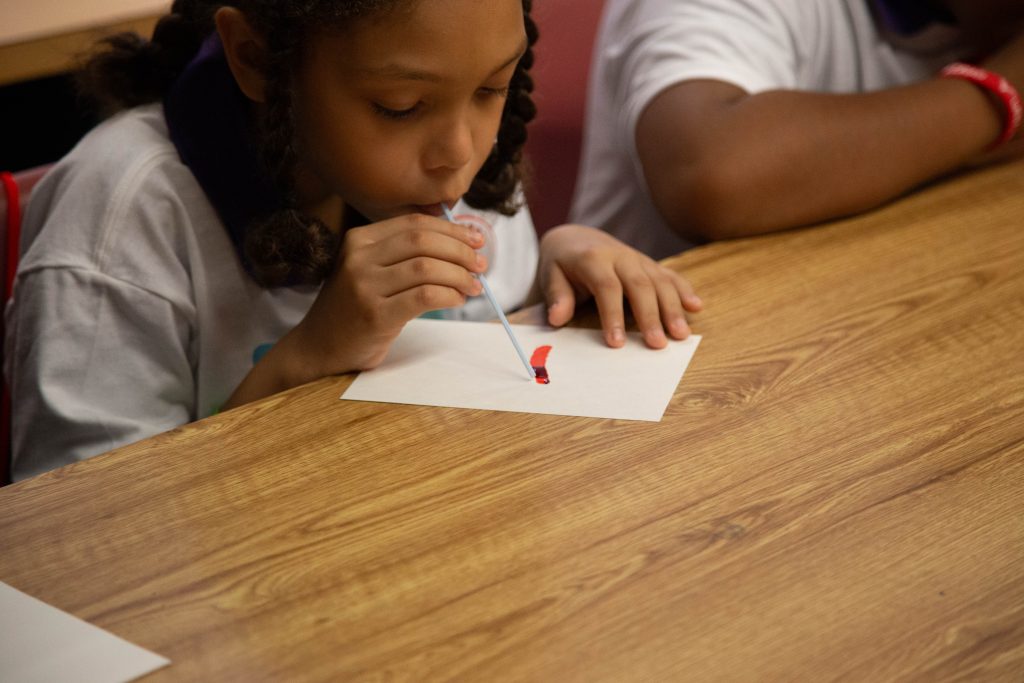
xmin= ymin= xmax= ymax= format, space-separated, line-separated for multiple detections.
xmin=163 ymin=34 xmax=289 ymax=284
xmin=252 ymin=342 xmax=274 ymax=365
xmin=442 ymin=205 xmax=536 ymax=380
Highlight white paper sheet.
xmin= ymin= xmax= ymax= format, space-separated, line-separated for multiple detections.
xmin=0 ymin=581 xmax=170 ymax=683
xmin=342 ymin=319 xmax=701 ymax=421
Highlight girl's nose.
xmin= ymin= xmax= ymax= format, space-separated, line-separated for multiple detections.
xmin=423 ymin=114 xmax=475 ymax=172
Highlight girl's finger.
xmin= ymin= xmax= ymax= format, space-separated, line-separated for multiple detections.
xmin=670 ymin=270 xmax=704 ymax=312
xmin=382 ymin=257 xmax=483 ymax=298
xmin=616 ymin=260 xmax=667 ymax=349
xmin=645 ymin=264 xmax=691 ymax=340
xmin=369 ymin=226 xmax=486 ymax=274
xmin=387 ymin=284 xmax=471 ymax=321
xmin=577 ymin=258 xmax=627 ymax=348
xmin=357 ymin=213 xmax=484 ymax=245
xmin=543 ymin=263 xmax=577 ymax=327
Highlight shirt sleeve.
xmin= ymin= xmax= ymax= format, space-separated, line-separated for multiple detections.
xmin=5 ymin=265 xmax=195 ymax=481
xmin=607 ymin=0 xmax=804 ymax=157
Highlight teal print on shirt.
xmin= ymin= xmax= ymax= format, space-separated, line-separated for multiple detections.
xmin=208 ymin=342 xmax=276 ymax=419
xmin=253 ymin=342 xmax=274 ymax=365
xmin=420 ymin=310 xmax=448 ymax=320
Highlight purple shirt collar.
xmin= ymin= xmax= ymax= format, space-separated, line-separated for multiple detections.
xmin=163 ymin=33 xmax=287 ymax=283
xmin=871 ymin=0 xmax=955 ymax=36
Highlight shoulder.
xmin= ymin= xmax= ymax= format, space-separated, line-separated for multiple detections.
xmin=597 ymin=0 xmax=861 ymax=75
xmin=31 ymin=104 xmax=193 ymax=215
xmin=596 ymin=0 xmax=816 ymax=89
xmin=19 ymin=104 xmax=224 ymax=300
xmin=600 ymin=0 xmax=813 ymax=40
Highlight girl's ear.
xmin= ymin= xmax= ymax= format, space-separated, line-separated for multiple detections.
xmin=215 ymin=7 xmax=269 ymax=103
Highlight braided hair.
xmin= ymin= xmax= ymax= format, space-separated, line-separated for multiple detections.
xmin=78 ymin=0 xmax=538 ymax=288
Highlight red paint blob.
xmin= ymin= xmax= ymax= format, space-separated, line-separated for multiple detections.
xmin=531 ymin=345 xmax=552 ymax=385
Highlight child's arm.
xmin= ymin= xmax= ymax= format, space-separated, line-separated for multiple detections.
xmin=536 ymin=225 xmax=702 ymax=350
xmin=636 ymin=32 xmax=1024 ymax=242
xmin=222 ymin=214 xmax=486 ymax=410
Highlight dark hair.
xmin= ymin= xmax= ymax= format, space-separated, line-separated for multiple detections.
xmin=78 ymin=0 xmax=537 ymax=288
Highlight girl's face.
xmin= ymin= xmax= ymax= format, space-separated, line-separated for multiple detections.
xmin=290 ymin=0 xmax=527 ymax=223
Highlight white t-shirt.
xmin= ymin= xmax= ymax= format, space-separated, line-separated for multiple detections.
xmin=5 ymin=104 xmax=538 ymax=481
xmin=570 ymin=0 xmax=967 ymax=258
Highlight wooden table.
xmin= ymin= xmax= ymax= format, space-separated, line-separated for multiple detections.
xmin=0 ymin=0 xmax=167 ymax=85
xmin=2 ymin=159 xmax=1023 ymax=681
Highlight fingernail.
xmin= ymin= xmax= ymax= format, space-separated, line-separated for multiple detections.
xmin=671 ymin=317 xmax=690 ymax=336
xmin=611 ymin=327 xmax=626 ymax=345
xmin=646 ymin=328 xmax=667 ymax=346
xmin=686 ymin=294 xmax=703 ymax=308
xmin=475 ymin=254 xmax=487 ymax=270
xmin=468 ymin=227 xmax=484 ymax=245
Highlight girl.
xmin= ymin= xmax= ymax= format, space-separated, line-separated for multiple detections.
xmin=4 ymin=0 xmax=703 ymax=481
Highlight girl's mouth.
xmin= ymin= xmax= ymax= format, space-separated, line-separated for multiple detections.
xmin=414 ymin=203 xmax=446 ymax=217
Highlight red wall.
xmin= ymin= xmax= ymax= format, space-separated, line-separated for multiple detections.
xmin=524 ymin=0 xmax=607 ymax=233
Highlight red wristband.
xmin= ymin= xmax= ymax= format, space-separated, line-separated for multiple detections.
xmin=940 ymin=62 xmax=1023 ymax=149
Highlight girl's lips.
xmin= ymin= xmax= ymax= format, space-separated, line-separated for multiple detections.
xmin=415 ymin=203 xmax=446 ymax=217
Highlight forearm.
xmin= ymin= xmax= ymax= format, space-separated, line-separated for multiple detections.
xmin=639 ymin=76 xmax=1010 ymax=240
xmin=221 ymin=325 xmax=324 ymax=411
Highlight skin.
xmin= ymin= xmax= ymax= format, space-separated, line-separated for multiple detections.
xmin=635 ymin=0 xmax=1024 ymax=243
xmin=216 ymin=0 xmax=703 ymax=410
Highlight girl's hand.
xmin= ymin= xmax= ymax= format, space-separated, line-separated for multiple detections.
xmin=292 ymin=213 xmax=487 ymax=376
xmin=538 ymin=224 xmax=703 ymax=349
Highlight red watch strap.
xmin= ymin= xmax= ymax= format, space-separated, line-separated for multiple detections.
xmin=940 ymin=62 xmax=1023 ymax=149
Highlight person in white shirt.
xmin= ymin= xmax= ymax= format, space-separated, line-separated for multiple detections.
xmin=5 ymin=0 xmax=703 ymax=481
xmin=572 ymin=0 xmax=1024 ymax=259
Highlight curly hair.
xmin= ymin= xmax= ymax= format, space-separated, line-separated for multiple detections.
xmin=77 ymin=0 xmax=537 ymax=287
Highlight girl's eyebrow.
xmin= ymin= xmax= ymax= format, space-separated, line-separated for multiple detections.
xmin=489 ymin=36 xmax=530 ymax=75
xmin=361 ymin=36 xmax=529 ymax=82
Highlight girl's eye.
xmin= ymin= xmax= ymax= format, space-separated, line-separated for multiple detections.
xmin=372 ymin=102 xmax=421 ymax=120
xmin=479 ymin=86 xmax=511 ymax=99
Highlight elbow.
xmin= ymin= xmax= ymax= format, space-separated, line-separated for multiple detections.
xmin=648 ymin=159 xmax=761 ymax=243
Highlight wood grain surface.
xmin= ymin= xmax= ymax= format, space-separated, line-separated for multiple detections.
xmin=0 ymin=15 xmax=160 ymax=86
xmin=2 ymin=160 xmax=1023 ymax=681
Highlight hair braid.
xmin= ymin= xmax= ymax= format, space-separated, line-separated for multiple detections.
xmin=76 ymin=0 xmax=217 ymax=114
xmin=243 ymin=13 xmax=341 ymax=288
xmin=464 ymin=0 xmax=538 ymax=215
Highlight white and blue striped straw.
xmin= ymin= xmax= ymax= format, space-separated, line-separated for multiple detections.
xmin=442 ymin=204 xmax=535 ymax=380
